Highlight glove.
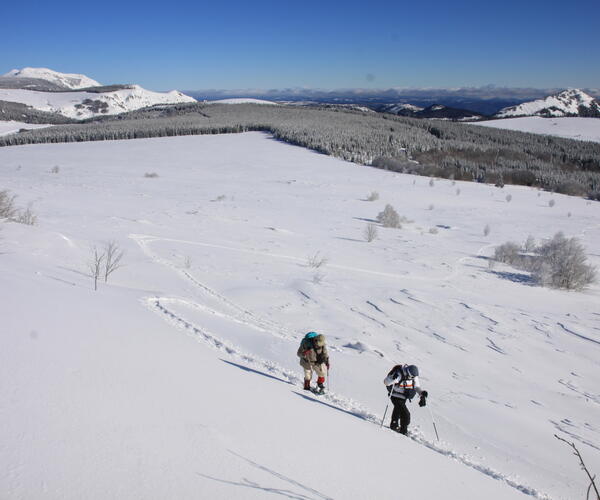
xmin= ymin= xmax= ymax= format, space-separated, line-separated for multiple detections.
xmin=326 ymin=361 xmax=330 ymax=371
xmin=419 ymin=391 xmax=428 ymax=407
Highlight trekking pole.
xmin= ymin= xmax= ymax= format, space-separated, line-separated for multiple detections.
xmin=427 ymin=406 xmax=440 ymax=441
xmin=380 ymin=388 xmax=393 ymax=428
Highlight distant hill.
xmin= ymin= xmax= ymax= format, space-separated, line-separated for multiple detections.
xmin=379 ymin=102 xmax=485 ymax=120
xmin=3 ymin=67 xmax=101 ymax=90
xmin=496 ymin=89 xmax=600 ymax=118
xmin=0 ymin=68 xmax=196 ymax=120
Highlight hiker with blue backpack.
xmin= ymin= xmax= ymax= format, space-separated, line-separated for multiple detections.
xmin=298 ymin=332 xmax=330 ymax=394
xmin=383 ymin=364 xmax=428 ymax=435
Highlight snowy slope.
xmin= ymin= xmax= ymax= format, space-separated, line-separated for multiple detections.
xmin=496 ymin=89 xmax=600 ymax=118
xmin=1 ymin=133 xmax=599 ymax=500
xmin=472 ymin=117 xmax=600 ymax=143
xmin=0 ymin=85 xmax=196 ymax=119
xmin=3 ymin=67 xmax=101 ymax=89
xmin=0 ymin=120 xmax=52 ymax=136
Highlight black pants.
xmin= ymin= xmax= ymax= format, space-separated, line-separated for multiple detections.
xmin=390 ymin=397 xmax=410 ymax=434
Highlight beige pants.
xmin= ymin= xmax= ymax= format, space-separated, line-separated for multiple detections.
xmin=303 ymin=362 xmax=327 ymax=381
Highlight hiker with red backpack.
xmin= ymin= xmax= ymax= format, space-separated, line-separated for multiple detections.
xmin=383 ymin=364 xmax=428 ymax=435
xmin=298 ymin=332 xmax=330 ymax=394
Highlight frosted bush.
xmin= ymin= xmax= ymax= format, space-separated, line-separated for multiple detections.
xmin=377 ymin=204 xmax=401 ymax=228
xmin=0 ymin=190 xmax=17 ymax=220
xmin=532 ymin=232 xmax=596 ymax=290
xmin=366 ymin=191 xmax=379 ymax=201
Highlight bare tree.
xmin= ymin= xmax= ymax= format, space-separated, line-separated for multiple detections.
xmin=89 ymin=246 xmax=105 ymax=291
xmin=363 ymin=223 xmax=378 ymax=242
xmin=555 ymin=434 xmax=599 ymax=500
xmin=104 ymin=241 xmax=124 ymax=283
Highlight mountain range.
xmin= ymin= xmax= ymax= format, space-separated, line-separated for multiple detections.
xmin=1 ymin=68 xmax=599 ymax=122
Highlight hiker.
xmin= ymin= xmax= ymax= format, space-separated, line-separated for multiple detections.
xmin=383 ymin=364 xmax=428 ymax=435
xmin=298 ymin=332 xmax=330 ymax=394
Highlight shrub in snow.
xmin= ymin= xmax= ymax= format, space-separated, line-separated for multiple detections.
xmin=456 ymin=188 xmax=461 ymax=196
xmin=50 ymin=165 xmax=60 ymax=174
xmin=493 ymin=232 xmax=596 ymax=290
xmin=494 ymin=242 xmax=521 ymax=265
xmin=13 ymin=205 xmax=37 ymax=226
xmin=363 ymin=223 xmax=378 ymax=242
xmin=144 ymin=172 xmax=159 ymax=178
xmin=183 ymin=256 xmax=192 ymax=269
xmin=366 ymin=191 xmax=379 ymax=201
xmin=0 ymin=190 xmax=17 ymax=220
xmin=548 ymin=199 xmax=555 ymax=207
xmin=483 ymin=224 xmax=491 ymax=237
xmin=505 ymin=194 xmax=512 ymax=202
xmin=307 ymin=251 xmax=328 ymax=269
xmin=429 ymin=178 xmax=435 ymax=187
xmin=532 ymin=232 xmax=596 ymax=290
xmin=429 ymin=227 xmax=439 ymax=234
xmin=427 ymin=204 xmax=434 ymax=211
xmin=211 ymin=195 xmax=226 ymax=202
xmin=567 ymin=212 xmax=572 ymax=218
xmin=377 ymin=204 xmax=401 ymax=228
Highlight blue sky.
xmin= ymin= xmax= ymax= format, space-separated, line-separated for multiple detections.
xmin=3 ymin=0 xmax=599 ymax=91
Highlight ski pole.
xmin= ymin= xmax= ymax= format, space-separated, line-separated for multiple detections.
xmin=428 ymin=406 xmax=440 ymax=441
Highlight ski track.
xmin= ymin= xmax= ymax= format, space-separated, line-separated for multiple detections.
xmin=133 ymin=233 xmax=552 ymax=500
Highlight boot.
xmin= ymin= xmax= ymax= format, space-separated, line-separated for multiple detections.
xmin=303 ymin=379 xmax=311 ymax=391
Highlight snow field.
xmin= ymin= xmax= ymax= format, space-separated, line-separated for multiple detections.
xmin=473 ymin=117 xmax=600 ymax=143
xmin=1 ymin=132 xmax=599 ymax=499
xmin=0 ymin=121 xmax=52 ymax=137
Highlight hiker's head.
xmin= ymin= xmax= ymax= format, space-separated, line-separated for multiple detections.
xmin=315 ymin=334 xmax=326 ymax=347
xmin=405 ymin=365 xmax=419 ymax=379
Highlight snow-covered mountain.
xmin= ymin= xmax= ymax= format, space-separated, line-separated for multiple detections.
xmin=3 ymin=67 xmax=101 ymax=90
xmin=0 ymin=84 xmax=196 ymax=120
xmin=379 ymin=103 xmax=424 ymax=114
xmin=496 ymin=89 xmax=600 ymax=118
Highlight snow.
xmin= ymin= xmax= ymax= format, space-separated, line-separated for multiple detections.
xmin=497 ymin=89 xmax=597 ymax=118
xmin=0 ymin=121 xmax=52 ymax=136
xmin=0 ymin=85 xmax=196 ymax=119
xmin=208 ymin=98 xmax=278 ymax=105
xmin=3 ymin=67 xmax=101 ymax=89
xmin=472 ymin=117 xmax=600 ymax=143
xmin=1 ymin=132 xmax=599 ymax=500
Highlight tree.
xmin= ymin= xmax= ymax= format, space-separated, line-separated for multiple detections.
xmin=89 ymin=246 xmax=105 ymax=291
xmin=104 ymin=241 xmax=124 ymax=283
